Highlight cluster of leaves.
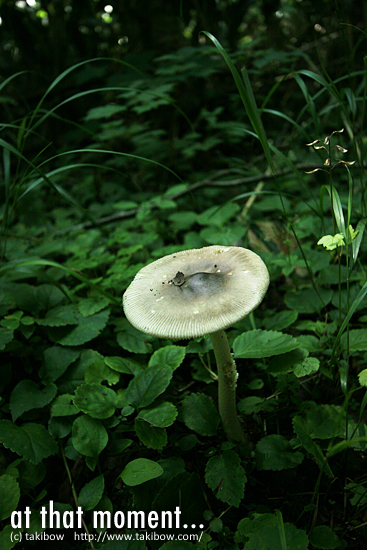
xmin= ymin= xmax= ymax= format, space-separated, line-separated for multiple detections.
xmin=1 ymin=20 xmax=367 ymax=550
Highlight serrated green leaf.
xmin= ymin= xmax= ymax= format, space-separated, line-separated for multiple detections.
xmin=181 ymin=393 xmax=220 ymax=436
xmin=119 ymin=458 xmax=163 ymax=486
xmin=308 ymin=525 xmax=340 ymax=549
xmin=10 ymin=380 xmax=57 ymax=421
xmin=268 ymin=347 xmax=309 ymax=375
xmin=74 ymin=384 xmax=117 ymax=419
xmin=78 ymin=474 xmax=104 ymax=511
xmin=148 ymin=345 xmax=186 ymax=371
xmin=72 ymin=415 xmax=108 ymax=458
xmin=117 ymin=330 xmax=153 ymax=354
xmin=358 ymin=369 xmax=367 ymax=387
xmin=125 ymin=365 xmax=173 ymax=409
xmin=78 ymin=296 xmax=110 ymax=317
xmin=41 ymin=346 xmax=80 ymax=382
xmin=233 ymin=329 xmax=300 ymax=358
xmin=37 ymin=304 xmax=79 ymax=326
xmin=0 ymin=474 xmax=20 ymax=520
xmin=255 ymin=435 xmax=304 ymax=471
xmin=0 ymin=420 xmax=58 ymax=464
xmin=294 ymin=356 xmax=320 ymax=377
xmin=205 ymin=450 xmax=246 ymax=507
xmin=57 ymin=309 xmax=109 ymax=346
xmin=236 ymin=512 xmax=309 ymax=550
xmin=134 ymin=418 xmax=167 ymax=450
xmin=137 ymin=401 xmax=178 ymax=427
xmin=105 ymin=356 xmax=143 ymax=376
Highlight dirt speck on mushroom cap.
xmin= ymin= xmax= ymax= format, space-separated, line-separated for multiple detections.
xmin=123 ymin=245 xmax=269 ymax=339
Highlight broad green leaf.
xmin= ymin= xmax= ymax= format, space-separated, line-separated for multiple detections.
xmin=10 ymin=380 xmax=57 ymax=421
xmin=148 ymin=345 xmax=186 ymax=371
xmin=341 ymin=329 xmax=367 ymax=352
xmin=119 ymin=458 xmax=163 ymax=486
xmin=125 ymin=366 xmax=173 ymax=409
xmin=346 ymin=481 xmax=367 ymax=507
xmin=302 ymin=405 xmax=343 ymax=439
xmin=233 ymin=329 xmax=300 ymax=358
xmin=117 ymin=330 xmax=153 ymax=354
xmin=78 ymin=296 xmax=110 ymax=317
xmin=284 ymin=287 xmax=332 ymax=314
xmin=0 ymin=420 xmax=58 ymax=464
xmin=104 ymin=356 xmax=143 ymax=376
xmin=137 ymin=401 xmax=178 ymax=428
xmin=0 ymin=474 xmax=20 ymax=520
xmin=292 ymin=416 xmax=334 ymax=478
xmin=51 ymin=394 xmax=80 ymax=416
xmin=0 ymin=328 xmax=13 ymax=350
xmin=238 ymin=396 xmax=271 ymax=415
xmin=0 ymin=524 xmax=22 ymax=550
xmin=205 ymin=450 xmax=246 ymax=507
xmin=255 ymin=435 xmax=304 ymax=470
xmin=41 ymin=346 xmax=80 ymax=382
xmin=78 ymin=474 xmax=104 ymax=511
xmin=74 ymin=384 xmax=117 ymax=419
xmin=308 ymin=525 xmax=340 ymax=549
xmin=263 ymin=310 xmax=298 ymax=331
xmin=72 ymin=415 xmax=108 ymax=458
xmin=84 ymin=104 xmax=126 ymax=121
xmin=200 ymin=225 xmax=246 ymax=245
xmin=236 ymin=513 xmax=308 ymax=550
xmin=134 ymin=419 xmax=167 ymax=450
xmin=294 ymin=357 xmax=320 ymax=378
xmin=268 ymin=347 xmax=309 ymax=375
xmin=48 ymin=417 xmax=72 ymax=439
xmin=37 ymin=304 xmax=79 ymax=326
xmin=85 ymin=354 xmax=120 ymax=386
xmin=196 ymin=202 xmax=240 ymax=226
xmin=57 ymin=309 xmax=110 ymax=346
xmin=180 ymin=393 xmax=220 ymax=436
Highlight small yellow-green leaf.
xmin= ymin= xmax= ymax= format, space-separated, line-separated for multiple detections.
xmin=358 ymin=369 xmax=367 ymax=387
xmin=317 ymin=234 xmax=344 ymax=250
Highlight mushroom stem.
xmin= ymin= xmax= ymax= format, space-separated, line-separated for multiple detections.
xmin=210 ymin=329 xmax=247 ymax=444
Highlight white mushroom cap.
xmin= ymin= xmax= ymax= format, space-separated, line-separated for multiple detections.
xmin=123 ymin=245 xmax=269 ymax=339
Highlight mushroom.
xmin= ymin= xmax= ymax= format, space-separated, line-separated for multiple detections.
xmin=123 ymin=245 xmax=269 ymax=444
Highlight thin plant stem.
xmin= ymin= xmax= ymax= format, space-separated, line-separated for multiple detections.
xmin=60 ymin=446 xmax=95 ymax=549
xmin=210 ymin=329 xmax=247 ymax=444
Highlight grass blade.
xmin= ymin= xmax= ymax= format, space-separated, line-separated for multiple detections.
xmin=202 ymin=32 xmax=274 ymax=173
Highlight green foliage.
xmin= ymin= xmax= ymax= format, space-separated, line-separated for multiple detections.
xmin=119 ymin=458 xmax=164 ymax=487
xmin=205 ymin=450 xmax=246 ymax=507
